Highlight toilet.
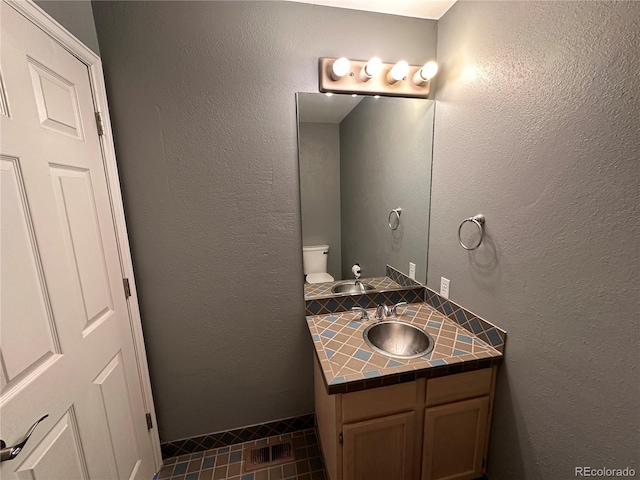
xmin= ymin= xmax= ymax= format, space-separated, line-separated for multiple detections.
xmin=303 ymin=245 xmax=335 ymax=283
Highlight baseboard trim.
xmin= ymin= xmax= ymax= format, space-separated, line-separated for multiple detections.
xmin=160 ymin=413 xmax=316 ymax=459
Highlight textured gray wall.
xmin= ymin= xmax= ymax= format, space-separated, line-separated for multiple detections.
xmin=35 ymin=0 xmax=99 ymax=54
xmin=299 ymin=122 xmax=342 ymax=281
xmin=340 ymin=97 xmax=433 ymax=283
xmin=432 ymin=2 xmax=640 ymax=478
xmin=92 ymin=1 xmax=437 ymax=442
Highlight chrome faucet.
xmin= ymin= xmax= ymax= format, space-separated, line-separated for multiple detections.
xmin=375 ymin=302 xmax=408 ymax=320
xmin=389 ymin=302 xmax=408 ymax=317
xmin=351 ymin=307 xmax=369 ymax=321
xmin=354 ymin=280 xmax=366 ymax=293
xmin=375 ymin=304 xmax=389 ymax=320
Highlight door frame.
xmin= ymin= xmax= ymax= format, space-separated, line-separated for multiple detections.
xmin=3 ymin=0 xmax=163 ymax=471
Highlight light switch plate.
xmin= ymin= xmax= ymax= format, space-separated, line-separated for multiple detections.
xmin=440 ymin=277 xmax=450 ymax=299
xmin=409 ymin=262 xmax=416 ymax=280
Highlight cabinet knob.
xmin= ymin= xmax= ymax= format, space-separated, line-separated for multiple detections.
xmin=339 ymin=433 xmax=343 ymax=444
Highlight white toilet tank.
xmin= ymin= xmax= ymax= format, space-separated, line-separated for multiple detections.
xmin=303 ymin=245 xmax=334 ymax=283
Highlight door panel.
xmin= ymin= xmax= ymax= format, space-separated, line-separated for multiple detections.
xmin=0 ymin=71 xmax=9 ymax=117
xmin=27 ymin=58 xmax=84 ymax=139
xmin=15 ymin=409 xmax=89 ymax=480
xmin=50 ymin=165 xmax=115 ymax=333
xmin=1 ymin=3 xmax=156 ymax=478
xmin=93 ymin=351 xmax=141 ymax=480
xmin=1 ymin=157 xmax=61 ymax=385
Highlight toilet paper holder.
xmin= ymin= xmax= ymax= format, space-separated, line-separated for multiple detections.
xmin=388 ymin=208 xmax=402 ymax=230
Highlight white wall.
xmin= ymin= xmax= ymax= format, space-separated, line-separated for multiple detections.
xmin=35 ymin=0 xmax=99 ymax=54
xmin=340 ymin=97 xmax=433 ymax=283
xmin=299 ymin=122 xmax=342 ymax=280
xmin=92 ymin=0 xmax=437 ymax=442
xmin=432 ymin=2 xmax=640 ymax=477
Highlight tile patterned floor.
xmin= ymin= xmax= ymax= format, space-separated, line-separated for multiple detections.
xmin=157 ymin=429 xmax=326 ymax=480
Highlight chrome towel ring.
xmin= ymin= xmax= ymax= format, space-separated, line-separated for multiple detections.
xmin=458 ymin=214 xmax=485 ymax=250
xmin=388 ymin=208 xmax=402 ymax=230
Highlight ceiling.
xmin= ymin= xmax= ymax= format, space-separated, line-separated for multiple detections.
xmin=286 ymin=0 xmax=457 ymax=20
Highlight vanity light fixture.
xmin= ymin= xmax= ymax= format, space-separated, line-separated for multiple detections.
xmin=413 ymin=61 xmax=438 ymax=84
xmin=388 ymin=60 xmax=409 ymax=83
xmin=361 ymin=57 xmax=383 ymax=80
xmin=331 ymin=57 xmax=351 ymax=80
xmin=319 ymin=57 xmax=436 ymax=98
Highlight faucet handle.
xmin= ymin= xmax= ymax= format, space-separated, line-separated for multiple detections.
xmin=390 ymin=302 xmax=408 ymax=317
xmin=351 ymin=307 xmax=369 ymax=321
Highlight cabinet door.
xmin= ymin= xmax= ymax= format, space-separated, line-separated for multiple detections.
xmin=343 ymin=411 xmax=417 ymax=480
xmin=422 ymin=397 xmax=490 ymax=480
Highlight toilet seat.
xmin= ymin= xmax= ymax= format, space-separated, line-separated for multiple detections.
xmin=306 ymin=273 xmax=334 ymax=284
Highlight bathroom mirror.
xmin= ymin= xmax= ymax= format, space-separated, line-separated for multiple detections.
xmin=297 ymin=93 xmax=435 ymax=300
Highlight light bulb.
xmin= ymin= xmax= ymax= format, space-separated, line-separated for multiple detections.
xmin=414 ymin=61 xmax=438 ymax=84
xmin=388 ymin=61 xmax=409 ymax=83
xmin=331 ymin=57 xmax=351 ymax=79
xmin=325 ymin=92 xmax=334 ymax=97
xmin=362 ymin=57 xmax=383 ymax=79
xmin=352 ymin=94 xmax=357 ymax=97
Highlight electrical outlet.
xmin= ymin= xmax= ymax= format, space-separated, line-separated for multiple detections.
xmin=440 ymin=277 xmax=450 ymax=299
xmin=409 ymin=262 xmax=416 ymax=280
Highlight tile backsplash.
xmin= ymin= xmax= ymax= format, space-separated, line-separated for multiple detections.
xmin=385 ymin=264 xmax=423 ymax=287
xmin=304 ymin=265 xmax=423 ymax=316
xmin=305 ymin=287 xmax=423 ymax=316
xmin=423 ymin=288 xmax=506 ymax=353
xmin=304 ymin=264 xmax=506 ymax=353
xmin=304 ymin=275 xmax=402 ymax=299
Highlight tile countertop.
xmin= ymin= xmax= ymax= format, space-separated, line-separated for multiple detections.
xmin=304 ymin=276 xmax=403 ymax=299
xmin=307 ymin=302 xmax=503 ymax=394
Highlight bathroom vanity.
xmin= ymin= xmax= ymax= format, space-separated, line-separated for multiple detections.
xmin=315 ymin=361 xmax=495 ymax=480
xmin=298 ymin=88 xmax=505 ymax=480
xmin=307 ymin=303 xmax=502 ymax=480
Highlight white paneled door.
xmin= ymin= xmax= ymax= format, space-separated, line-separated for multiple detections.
xmin=1 ymin=2 xmax=158 ymax=479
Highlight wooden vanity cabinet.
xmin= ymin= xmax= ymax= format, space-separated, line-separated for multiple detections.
xmin=422 ymin=368 xmax=494 ymax=480
xmin=422 ymin=396 xmax=489 ymax=480
xmin=314 ymin=358 xmax=422 ymax=480
xmin=343 ymin=411 xmax=417 ymax=480
xmin=314 ymin=358 xmax=497 ymax=480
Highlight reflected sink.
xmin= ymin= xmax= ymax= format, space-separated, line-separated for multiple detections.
xmin=363 ymin=321 xmax=434 ymax=359
xmin=331 ymin=281 xmax=375 ymax=294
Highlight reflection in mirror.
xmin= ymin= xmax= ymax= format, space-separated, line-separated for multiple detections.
xmin=297 ymin=93 xmax=435 ymax=300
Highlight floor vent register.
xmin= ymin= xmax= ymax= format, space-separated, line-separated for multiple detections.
xmin=243 ymin=440 xmax=294 ymax=472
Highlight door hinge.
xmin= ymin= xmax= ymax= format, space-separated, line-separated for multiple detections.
xmin=123 ymin=278 xmax=131 ymax=298
xmin=95 ymin=111 xmax=105 ymax=136
xmin=146 ymin=413 xmax=153 ymax=430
